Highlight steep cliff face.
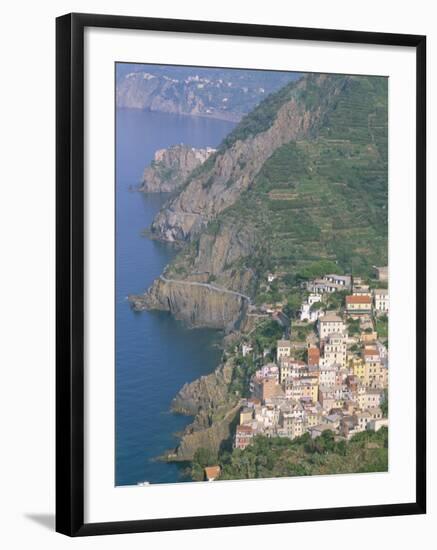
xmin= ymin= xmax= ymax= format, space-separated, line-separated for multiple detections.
xmin=140 ymin=145 xmax=215 ymax=193
xmin=169 ymin=222 xmax=258 ymax=292
xmin=169 ymin=360 xmax=240 ymax=461
xmin=137 ymin=73 xmax=388 ymax=330
xmin=129 ymin=276 xmax=249 ymax=331
xmin=150 ymin=75 xmax=344 ymax=243
xmin=171 ymin=407 xmax=240 ymax=462
xmin=172 ymin=361 xmax=235 ymax=415
xmin=131 ymin=220 xmax=258 ymax=329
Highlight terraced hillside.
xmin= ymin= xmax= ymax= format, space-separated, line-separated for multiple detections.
xmin=138 ymin=74 xmax=388 ymax=326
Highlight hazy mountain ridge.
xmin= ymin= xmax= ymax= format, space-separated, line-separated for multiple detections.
xmin=116 ymin=67 xmax=300 ymax=121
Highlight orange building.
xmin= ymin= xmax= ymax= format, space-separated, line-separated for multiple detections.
xmin=307 ymin=346 xmax=320 ymax=367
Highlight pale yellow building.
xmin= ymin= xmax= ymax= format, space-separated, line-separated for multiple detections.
xmin=305 ymin=410 xmax=322 ymax=428
xmin=239 ymin=407 xmax=254 ymax=425
xmin=350 ymin=356 xmax=366 ymax=381
xmin=364 ymin=362 xmax=388 ymax=389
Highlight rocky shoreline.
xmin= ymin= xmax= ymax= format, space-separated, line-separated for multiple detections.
xmin=162 ymin=359 xmax=240 ymax=462
xmin=129 ymin=75 xmax=339 ymax=470
xmin=140 ymin=144 xmax=216 ymax=193
xmin=123 ymin=72 xmax=389 ymax=480
xmin=129 ymin=274 xmax=250 ymax=332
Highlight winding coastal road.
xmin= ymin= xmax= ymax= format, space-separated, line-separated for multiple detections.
xmin=159 ymin=275 xmax=252 ymax=304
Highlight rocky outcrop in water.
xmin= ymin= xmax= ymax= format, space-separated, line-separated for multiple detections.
xmin=140 ymin=145 xmax=215 ymax=193
xmin=168 ymin=360 xmax=240 ymax=461
xmin=129 ymin=275 xmax=249 ymax=331
xmin=172 ymin=361 xmax=235 ymax=415
xmin=130 ymin=220 xmax=258 ymax=331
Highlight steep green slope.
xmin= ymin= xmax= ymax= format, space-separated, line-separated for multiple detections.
xmin=139 ymin=74 xmax=388 ymax=328
xmin=171 ymin=75 xmax=387 ymax=286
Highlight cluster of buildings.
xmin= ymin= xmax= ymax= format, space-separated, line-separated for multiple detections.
xmin=300 ymin=274 xmax=389 ymax=322
xmin=234 ymin=272 xmax=389 ymax=451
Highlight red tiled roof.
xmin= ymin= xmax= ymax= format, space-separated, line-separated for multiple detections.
xmin=236 ymin=425 xmax=253 ymax=434
xmin=346 ymin=295 xmax=372 ymax=304
xmin=204 ymin=466 xmax=221 ymax=480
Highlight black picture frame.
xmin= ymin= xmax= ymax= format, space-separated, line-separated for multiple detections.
xmin=56 ymin=12 xmax=426 ymax=537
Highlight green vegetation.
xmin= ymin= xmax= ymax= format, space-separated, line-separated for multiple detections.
xmin=325 ymin=290 xmax=348 ymax=311
xmin=370 ymin=279 xmax=388 ymax=290
xmin=376 ymin=314 xmax=389 ymax=340
xmin=347 ymin=318 xmax=361 ymax=336
xmin=295 ymin=260 xmax=341 ymax=281
xmin=184 ymin=153 xmax=217 ymax=185
xmin=252 ymin=320 xmax=284 ymax=352
xmin=381 ymin=388 xmax=389 ymax=417
xmin=151 ymin=161 xmax=178 ymax=182
xmin=197 ymin=76 xmax=388 ymax=305
xmin=220 ymin=82 xmax=298 ymax=149
xmin=218 ymin=428 xmax=388 ymax=480
xmin=229 ymin=353 xmax=257 ymax=397
xmin=164 ymin=74 xmax=387 ymax=320
xmin=283 ymin=289 xmax=304 ymax=318
xmin=228 ymin=320 xmax=283 ymax=397
xmin=255 ymin=279 xmax=282 ymax=305
xmin=190 ymin=447 xmax=219 ymax=481
xmin=293 ymin=322 xmax=315 ymax=342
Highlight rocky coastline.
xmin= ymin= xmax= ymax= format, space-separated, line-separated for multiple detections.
xmin=140 ymin=144 xmax=216 ymax=193
xmin=128 ymin=73 xmax=388 ymax=473
xmin=163 ymin=359 xmax=240 ymax=462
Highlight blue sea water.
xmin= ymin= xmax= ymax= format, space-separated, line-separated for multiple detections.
xmin=115 ymin=109 xmax=236 ymax=485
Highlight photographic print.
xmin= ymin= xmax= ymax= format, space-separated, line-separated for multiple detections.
xmin=115 ymin=63 xmax=389 ymax=487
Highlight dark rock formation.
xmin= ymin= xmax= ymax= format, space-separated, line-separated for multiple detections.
xmin=129 ymin=276 xmax=249 ymax=331
xmin=140 ymin=145 xmax=215 ymax=193
xmin=169 ymin=361 xmax=240 ymax=461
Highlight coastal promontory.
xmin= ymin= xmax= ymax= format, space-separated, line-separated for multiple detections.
xmin=140 ymin=144 xmax=215 ymax=193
